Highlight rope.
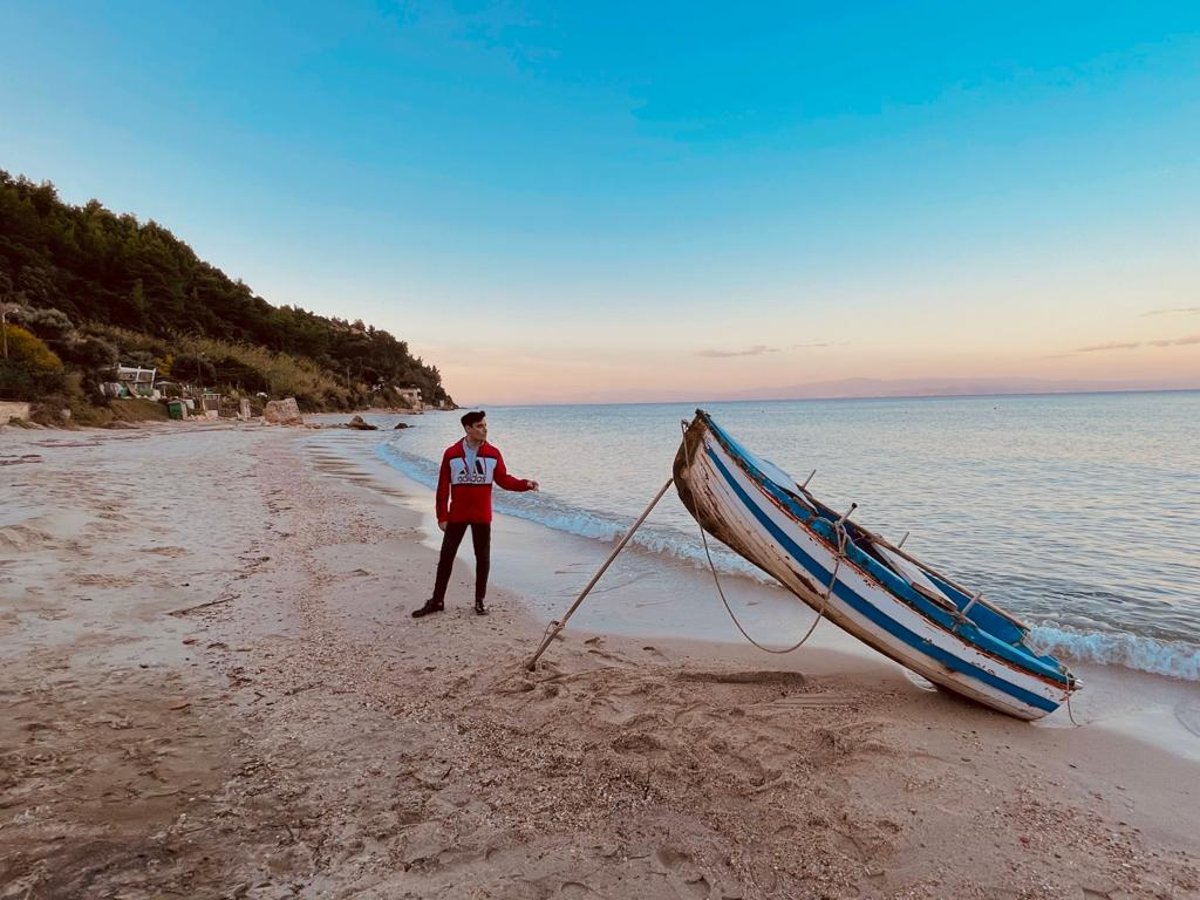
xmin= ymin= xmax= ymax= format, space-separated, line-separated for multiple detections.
xmin=1063 ymin=682 xmax=1082 ymax=726
xmin=540 ymin=617 xmax=562 ymax=646
xmin=683 ymin=421 xmax=847 ymax=655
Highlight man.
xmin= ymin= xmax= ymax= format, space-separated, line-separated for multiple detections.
xmin=412 ymin=411 xmax=539 ymax=618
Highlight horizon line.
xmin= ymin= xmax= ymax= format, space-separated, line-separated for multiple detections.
xmin=454 ymin=385 xmax=1200 ymax=410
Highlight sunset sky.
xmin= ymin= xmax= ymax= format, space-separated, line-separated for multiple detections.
xmin=3 ymin=1 xmax=1198 ymax=404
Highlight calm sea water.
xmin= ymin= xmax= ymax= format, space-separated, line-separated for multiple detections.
xmin=378 ymin=392 xmax=1200 ymax=682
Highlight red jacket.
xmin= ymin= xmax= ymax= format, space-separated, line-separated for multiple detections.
xmin=436 ymin=439 xmax=534 ymax=524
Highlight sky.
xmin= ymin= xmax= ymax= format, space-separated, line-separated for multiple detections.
xmin=2 ymin=1 xmax=1198 ymax=405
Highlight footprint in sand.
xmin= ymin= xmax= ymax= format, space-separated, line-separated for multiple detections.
xmin=560 ymin=883 xmax=601 ymax=898
xmin=655 ymin=847 xmax=688 ymax=869
xmin=586 ymin=647 xmax=627 ymax=664
xmin=654 ymin=848 xmax=710 ymax=898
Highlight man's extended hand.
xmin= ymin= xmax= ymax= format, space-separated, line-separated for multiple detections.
xmin=527 ymin=480 xmax=540 ymax=492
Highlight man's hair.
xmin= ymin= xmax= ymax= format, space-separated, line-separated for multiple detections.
xmin=461 ymin=410 xmax=486 ymax=428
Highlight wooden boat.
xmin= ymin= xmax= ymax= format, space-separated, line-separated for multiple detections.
xmin=673 ymin=410 xmax=1079 ymax=720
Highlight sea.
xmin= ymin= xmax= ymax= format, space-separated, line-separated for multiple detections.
xmin=359 ymin=391 xmax=1200 ymax=685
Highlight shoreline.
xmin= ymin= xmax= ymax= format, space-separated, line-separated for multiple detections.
xmin=313 ymin=417 xmax=1200 ymax=759
xmin=1 ymin=421 xmax=1197 ymax=897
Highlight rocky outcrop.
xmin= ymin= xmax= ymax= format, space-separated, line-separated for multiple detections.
xmin=0 ymin=401 xmax=31 ymax=425
xmin=347 ymin=415 xmax=378 ymax=431
xmin=263 ymin=398 xmax=303 ymax=425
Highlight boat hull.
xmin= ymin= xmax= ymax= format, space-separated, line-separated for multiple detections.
xmin=673 ymin=414 xmax=1076 ymax=721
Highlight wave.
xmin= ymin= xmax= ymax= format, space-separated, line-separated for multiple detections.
xmin=1029 ymin=624 xmax=1200 ymax=682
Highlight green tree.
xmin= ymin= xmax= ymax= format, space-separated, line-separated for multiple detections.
xmin=129 ymin=278 xmax=147 ymax=325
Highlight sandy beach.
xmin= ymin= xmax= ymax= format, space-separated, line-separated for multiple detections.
xmin=2 ymin=420 xmax=1198 ymax=899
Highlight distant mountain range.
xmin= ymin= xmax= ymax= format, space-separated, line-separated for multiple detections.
xmin=530 ymin=375 xmax=1200 ymax=406
xmin=716 ymin=375 xmax=1200 ymax=402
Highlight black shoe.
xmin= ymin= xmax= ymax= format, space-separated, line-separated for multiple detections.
xmin=412 ymin=599 xmax=444 ymax=618
xmin=474 ymin=600 xmax=488 ymax=616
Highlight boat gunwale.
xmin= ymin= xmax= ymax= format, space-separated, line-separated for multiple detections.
xmin=686 ymin=411 xmax=1077 ymax=692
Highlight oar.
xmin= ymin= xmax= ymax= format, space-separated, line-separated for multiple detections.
xmin=525 ymin=478 xmax=674 ymax=671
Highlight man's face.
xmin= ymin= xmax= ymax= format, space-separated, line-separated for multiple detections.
xmin=465 ymin=418 xmax=488 ymax=443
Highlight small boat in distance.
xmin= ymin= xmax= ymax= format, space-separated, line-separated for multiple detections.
xmin=673 ymin=410 xmax=1080 ymax=720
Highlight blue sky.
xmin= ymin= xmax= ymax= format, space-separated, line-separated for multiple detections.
xmin=3 ymin=1 xmax=1198 ymax=402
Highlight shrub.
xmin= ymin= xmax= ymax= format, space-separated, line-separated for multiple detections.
xmin=61 ymin=335 xmax=119 ymax=372
xmin=0 ymin=326 xmax=67 ymax=400
xmin=0 ymin=359 xmax=37 ymax=399
xmin=12 ymin=305 xmax=74 ymax=346
xmin=3 ymin=324 xmax=64 ymax=374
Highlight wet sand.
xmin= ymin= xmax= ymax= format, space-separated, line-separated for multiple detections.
xmin=1 ymin=421 xmax=1197 ymax=898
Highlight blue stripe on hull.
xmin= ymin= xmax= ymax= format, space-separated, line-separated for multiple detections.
xmin=703 ymin=445 xmax=1060 ymax=714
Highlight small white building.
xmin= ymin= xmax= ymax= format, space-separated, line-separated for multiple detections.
xmin=103 ymin=365 xmax=159 ymax=398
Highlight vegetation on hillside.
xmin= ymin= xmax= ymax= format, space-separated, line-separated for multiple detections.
xmin=0 ymin=170 xmax=453 ymax=416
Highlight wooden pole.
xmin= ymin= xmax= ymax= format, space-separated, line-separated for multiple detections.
xmin=525 ymin=477 xmax=674 ymax=671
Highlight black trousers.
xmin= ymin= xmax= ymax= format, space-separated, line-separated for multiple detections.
xmin=431 ymin=522 xmax=491 ymax=604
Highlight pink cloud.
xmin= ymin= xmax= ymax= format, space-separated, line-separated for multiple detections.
xmin=1142 ymin=307 xmax=1200 ymax=317
xmin=697 ymin=344 xmax=780 ymax=358
xmin=1075 ymin=341 xmax=1142 ymax=353
xmin=1076 ymin=333 xmax=1200 ymax=353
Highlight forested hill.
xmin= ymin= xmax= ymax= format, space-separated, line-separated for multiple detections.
xmin=0 ymin=170 xmax=452 ymax=410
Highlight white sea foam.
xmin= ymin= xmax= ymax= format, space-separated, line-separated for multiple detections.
xmin=1029 ymin=624 xmax=1200 ymax=682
